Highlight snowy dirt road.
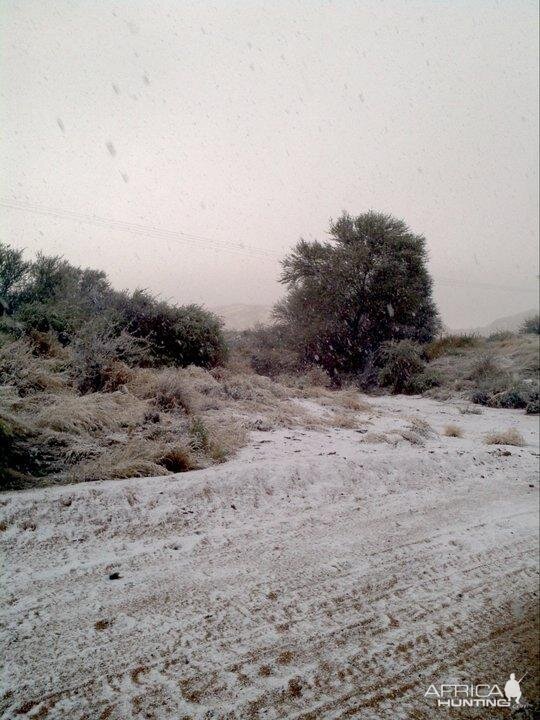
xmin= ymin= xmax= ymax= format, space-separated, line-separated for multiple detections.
xmin=1 ymin=395 xmax=539 ymax=719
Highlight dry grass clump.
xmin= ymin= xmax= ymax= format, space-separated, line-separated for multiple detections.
xmin=407 ymin=416 xmax=435 ymax=438
xmin=26 ymin=329 xmax=67 ymax=358
xmin=129 ymin=365 xmax=227 ymax=413
xmin=129 ymin=368 xmax=194 ymax=413
xmin=425 ymin=334 xmax=481 ymax=360
xmin=0 ymin=341 xmax=252 ymax=486
xmin=1 ymin=335 xmax=330 ymax=487
xmin=399 ymin=429 xmax=425 ymax=446
xmin=67 ymin=443 xmax=173 ymax=482
xmin=60 ymin=409 xmax=222 ymax=482
xmin=248 ymin=402 xmax=323 ymax=431
xmin=395 ymin=416 xmax=437 ymax=446
xmin=33 ymin=392 xmax=147 ymax=433
xmin=359 ymin=431 xmax=391 ymax=444
xmin=212 ymin=371 xmax=326 ymax=431
xmin=184 ymin=415 xmax=247 ymax=463
xmin=202 ymin=418 xmax=248 ymax=462
xmin=184 ymin=365 xmax=224 ymax=396
xmin=468 ymin=354 xmax=500 ymax=382
xmin=487 ymin=330 xmax=514 ymax=343
xmin=0 ymin=340 xmax=68 ymax=395
xmin=66 ymin=438 xmax=201 ymax=483
xmin=459 ymin=405 xmax=482 ymax=415
xmin=155 ymin=381 xmax=192 ymax=413
xmin=277 ymin=366 xmax=332 ymax=390
xmin=244 ymin=417 xmax=274 ymax=432
xmin=101 ymin=361 xmax=135 ymax=392
xmin=484 ymin=428 xmax=525 ymax=447
xmin=4 ymin=340 xmax=384 ymax=486
xmin=63 ymin=414 xmax=247 ymax=482
xmin=330 ymin=412 xmax=359 ymax=429
xmin=507 ymin=334 xmax=540 ymax=378
xmin=221 ymin=373 xmax=289 ymax=403
xmin=335 ymin=390 xmax=370 ymax=411
xmin=443 ymin=424 xmax=463 ymax=438
xmin=316 ymin=388 xmax=371 ymax=412
xmin=160 ymin=446 xmax=197 ymax=472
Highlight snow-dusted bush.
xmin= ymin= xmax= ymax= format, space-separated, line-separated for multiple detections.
xmin=0 ymin=242 xmax=229 ymax=372
xmin=377 ymin=340 xmax=425 ymax=394
xmin=275 ymin=211 xmax=440 ymax=378
xmin=118 ymin=289 xmax=227 ymax=368
xmin=70 ymin=324 xmax=145 ymax=394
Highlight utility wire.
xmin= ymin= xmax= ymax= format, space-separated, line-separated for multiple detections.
xmin=1 ymin=198 xmax=538 ymax=293
xmin=0 ymin=198 xmax=283 ymax=260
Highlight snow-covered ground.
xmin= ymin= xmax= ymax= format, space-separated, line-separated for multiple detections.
xmin=1 ymin=394 xmax=539 ymax=719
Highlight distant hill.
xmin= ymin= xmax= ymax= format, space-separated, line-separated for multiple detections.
xmin=453 ymin=308 xmax=538 ymax=337
xmin=213 ymin=305 xmax=539 ymax=335
xmin=212 ymin=304 xmax=273 ymax=331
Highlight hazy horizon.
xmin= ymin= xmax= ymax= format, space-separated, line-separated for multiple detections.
xmin=1 ymin=0 xmax=538 ymax=328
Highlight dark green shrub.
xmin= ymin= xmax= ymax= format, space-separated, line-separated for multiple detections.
xmin=0 ymin=413 xmax=54 ymax=490
xmin=405 ymin=367 xmax=442 ymax=394
xmin=119 ymin=290 xmax=227 ymax=368
xmin=378 ymin=340 xmax=426 ymax=394
xmin=20 ymin=254 xmax=110 ymax=308
xmin=472 ymin=379 xmax=537 ymax=410
xmin=526 ymin=398 xmax=539 ymax=414
xmin=275 ymin=211 xmax=440 ymax=377
xmin=471 ymin=389 xmax=490 ymax=406
xmin=488 ymin=388 xmax=529 ymax=409
xmin=245 ymin=324 xmax=300 ymax=377
xmin=17 ymin=301 xmax=75 ymax=335
xmin=467 ymin=357 xmax=522 ymax=405
xmin=172 ymin=305 xmax=228 ymax=368
xmin=0 ymin=242 xmax=30 ymax=314
xmin=2 ymin=244 xmax=229 ymax=372
xmin=0 ymin=319 xmax=23 ymax=345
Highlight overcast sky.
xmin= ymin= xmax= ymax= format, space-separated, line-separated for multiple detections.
xmin=1 ymin=0 xmax=538 ymax=328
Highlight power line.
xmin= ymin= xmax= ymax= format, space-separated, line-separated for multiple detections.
xmin=1 ymin=198 xmax=538 ymax=294
xmin=0 ymin=198 xmax=283 ymax=261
